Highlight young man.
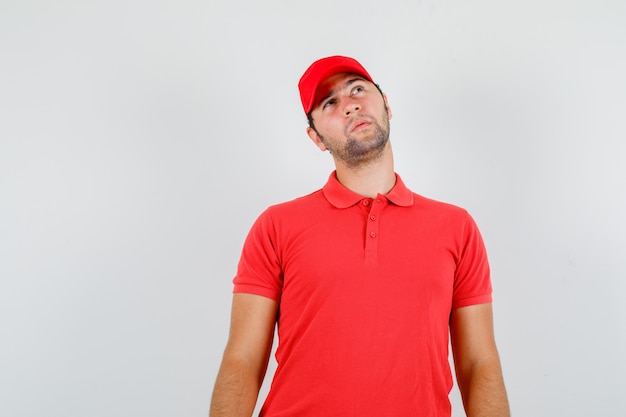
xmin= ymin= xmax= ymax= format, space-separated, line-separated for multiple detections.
xmin=210 ymin=56 xmax=510 ymax=417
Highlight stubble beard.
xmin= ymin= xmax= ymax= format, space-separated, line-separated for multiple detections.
xmin=319 ymin=110 xmax=391 ymax=170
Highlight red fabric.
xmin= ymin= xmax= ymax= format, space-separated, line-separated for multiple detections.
xmin=298 ymin=55 xmax=374 ymax=113
xmin=233 ymin=172 xmax=492 ymax=417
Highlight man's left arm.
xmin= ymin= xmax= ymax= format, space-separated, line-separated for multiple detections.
xmin=450 ymin=303 xmax=510 ymax=417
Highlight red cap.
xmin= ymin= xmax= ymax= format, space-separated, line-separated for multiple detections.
xmin=298 ymin=56 xmax=374 ymax=114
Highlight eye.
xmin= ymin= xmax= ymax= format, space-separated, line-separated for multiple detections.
xmin=322 ymin=98 xmax=336 ymax=109
xmin=351 ymin=85 xmax=364 ymax=95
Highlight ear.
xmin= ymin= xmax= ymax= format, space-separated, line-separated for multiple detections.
xmin=307 ymin=127 xmax=327 ymax=152
xmin=383 ymin=93 xmax=393 ymax=120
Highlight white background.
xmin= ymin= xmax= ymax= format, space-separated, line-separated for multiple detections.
xmin=1 ymin=1 xmax=625 ymax=416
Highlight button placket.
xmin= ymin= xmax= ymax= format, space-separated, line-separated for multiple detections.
xmin=364 ymin=196 xmax=386 ymax=262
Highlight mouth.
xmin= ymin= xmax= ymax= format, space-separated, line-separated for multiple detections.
xmin=349 ymin=119 xmax=371 ymax=133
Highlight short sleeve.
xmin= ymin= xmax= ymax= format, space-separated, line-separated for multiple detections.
xmin=452 ymin=213 xmax=493 ymax=309
xmin=232 ymin=209 xmax=284 ymax=302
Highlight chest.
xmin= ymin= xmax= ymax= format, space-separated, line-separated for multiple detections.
xmin=276 ymin=204 xmax=460 ymax=309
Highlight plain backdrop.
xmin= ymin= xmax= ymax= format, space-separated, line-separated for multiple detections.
xmin=1 ymin=1 xmax=625 ymax=416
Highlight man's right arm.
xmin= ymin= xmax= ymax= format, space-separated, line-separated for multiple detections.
xmin=210 ymin=293 xmax=278 ymax=417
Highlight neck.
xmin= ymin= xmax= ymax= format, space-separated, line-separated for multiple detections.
xmin=334 ymin=142 xmax=396 ymax=198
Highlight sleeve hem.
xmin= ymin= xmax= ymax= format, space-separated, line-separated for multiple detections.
xmin=452 ymin=294 xmax=492 ymax=310
xmin=233 ymin=284 xmax=281 ymax=303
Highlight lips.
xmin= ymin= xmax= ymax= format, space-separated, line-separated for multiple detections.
xmin=349 ymin=118 xmax=371 ymax=133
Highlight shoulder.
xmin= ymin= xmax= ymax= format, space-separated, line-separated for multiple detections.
xmin=404 ymin=192 xmax=484 ymax=240
xmin=254 ymin=188 xmax=327 ymax=224
xmin=411 ymin=192 xmax=470 ymax=218
xmin=266 ymin=188 xmax=325 ymax=212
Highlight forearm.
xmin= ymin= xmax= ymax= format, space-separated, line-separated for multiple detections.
xmin=210 ymin=355 xmax=264 ymax=417
xmin=457 ymin=356 xmax=510 ymax=417
xmin=211 ymin=294 xmax=277 ymax=417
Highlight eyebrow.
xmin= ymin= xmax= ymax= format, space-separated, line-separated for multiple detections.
xmin=319 ymin=77 xmax=365 ymax=106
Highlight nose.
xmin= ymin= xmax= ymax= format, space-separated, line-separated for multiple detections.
xmin=344 ymin=100 xmax=360 ymax=116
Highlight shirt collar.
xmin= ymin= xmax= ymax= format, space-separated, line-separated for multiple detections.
xmin=322 ymin=171 xmax=414 ymax=208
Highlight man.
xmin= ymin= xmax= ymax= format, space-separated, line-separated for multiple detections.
xmin=210 ymin=56 xmax=510 ymax=417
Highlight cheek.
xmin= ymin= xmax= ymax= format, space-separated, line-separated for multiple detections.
xmin=313 ymin=110 xmax=347 ymax=137
xmin=325 ymin=118 xmax=347 ymax=135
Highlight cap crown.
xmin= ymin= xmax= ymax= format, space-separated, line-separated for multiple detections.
xmin=298 ymin=56 xmax=374 ymax=114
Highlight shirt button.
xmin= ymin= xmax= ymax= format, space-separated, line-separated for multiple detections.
xmin=370 ymin=232 xmax=377 ymax=238
xmin=370 ymin=215 xmax=376 ymax=221
xmin=376 ymin=198 xmax=382 ymax=203
xmin=363 ymin=200 xmax=370 ymax=206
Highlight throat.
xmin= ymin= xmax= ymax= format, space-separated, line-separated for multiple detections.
xmin=335 ymin=148 xmax=396 ymax=198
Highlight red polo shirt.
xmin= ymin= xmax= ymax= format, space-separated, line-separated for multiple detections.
xmin=233 ymin=171 xmax=492 ymax=417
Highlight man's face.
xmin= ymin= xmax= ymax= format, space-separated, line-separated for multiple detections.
xmin=307 ymin=73 xmax=392 ymax=169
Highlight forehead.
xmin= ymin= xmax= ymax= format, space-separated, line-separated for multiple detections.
xmin=313 ymin=73 xmax=370 ymax=107
xmin=318 ymin=73 xmax=368 ymax=95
